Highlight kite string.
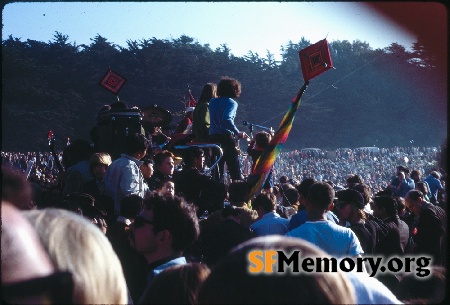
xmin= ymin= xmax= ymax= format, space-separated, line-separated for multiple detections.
xmin=259 ymin=52 xmax=383 ymax=126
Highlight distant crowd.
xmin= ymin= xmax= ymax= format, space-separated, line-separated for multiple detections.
xmin=1 ymin=145 xmax=444 ymax=197
xmin=271 ymin=146 xmax=444 ymax=195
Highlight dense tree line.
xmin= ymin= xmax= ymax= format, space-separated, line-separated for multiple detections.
xmin=2 ymin=32 xmax=446 ymax=152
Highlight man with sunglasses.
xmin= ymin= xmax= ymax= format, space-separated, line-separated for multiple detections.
xmin=130 ymin=193 xmax=199 ymax=301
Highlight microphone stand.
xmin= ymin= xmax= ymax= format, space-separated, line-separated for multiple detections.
xmin=247 ymin=122 xmax=254 ymax=139
xmin=243 ymin=121 xmax=273 ymax=136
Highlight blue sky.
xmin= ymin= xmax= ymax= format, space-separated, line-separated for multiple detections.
xmin=2 ymin=2 xmax=418 ymax=60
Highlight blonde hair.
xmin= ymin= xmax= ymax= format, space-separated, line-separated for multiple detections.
xmin=89 ymin=152 xmax=112 ymax=172
xmin=23 ymin=208 xmax=128 ymax=304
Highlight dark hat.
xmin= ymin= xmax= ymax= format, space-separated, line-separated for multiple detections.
xmin=336 ymin=189 xmax=365 ymax=209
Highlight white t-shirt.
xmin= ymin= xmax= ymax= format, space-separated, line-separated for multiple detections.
xmin=286 ymin=220 xmax=363 ymax=257
xmin=250 ymin=211 xmax=290 ymax=236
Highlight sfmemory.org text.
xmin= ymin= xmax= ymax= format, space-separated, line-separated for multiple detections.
xmin=248 ymin=250 xmax=432 ymax=277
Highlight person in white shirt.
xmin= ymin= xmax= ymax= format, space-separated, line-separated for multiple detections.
xmin=286 ymin=182 xmax=364 ymax=258
xmin=103 ymin=133 xmax=151 ymax=215
xmin=250 ymin=193 xmax=290 ymax=236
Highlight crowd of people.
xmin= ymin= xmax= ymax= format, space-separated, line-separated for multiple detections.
xmin=270 ymin=146 xmax=444 ymax=197
xmin=1 ymin=146 xmax=444 ymax=204
xmin=1 ymin=76 xmax=447 ymax=304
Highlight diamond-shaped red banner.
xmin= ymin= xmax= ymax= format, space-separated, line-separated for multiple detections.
xmin=299 ymin=39 xmax=333 ymax=81
xmin=99 ymin=69 xmax=127 ymax=95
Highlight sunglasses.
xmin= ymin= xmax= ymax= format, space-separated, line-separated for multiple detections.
xmin=134 ymin=215 xmax=154 ymax=228
xmin=2 ymin=271 xmax=73 ymax=304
